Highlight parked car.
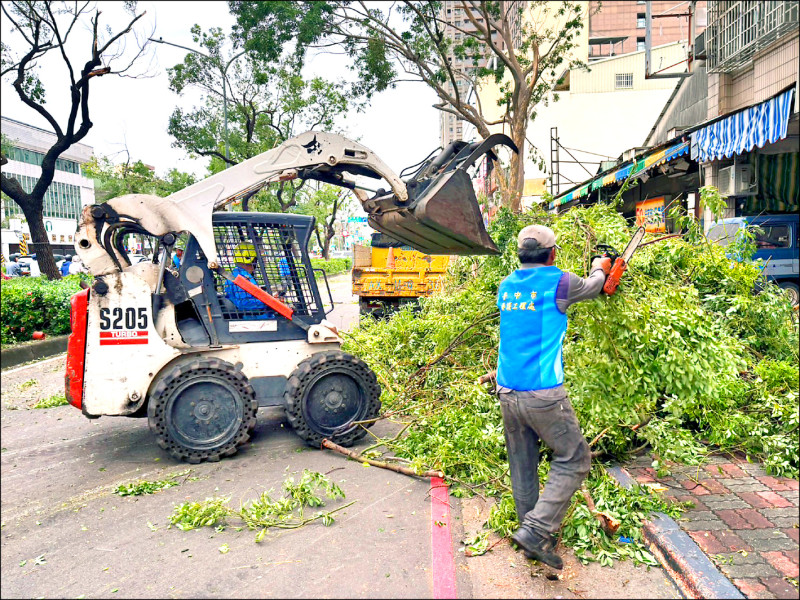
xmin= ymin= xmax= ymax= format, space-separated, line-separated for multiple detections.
xmin=707 ymin=214 xmax=799 ymax=306
xmin=329 ymin=249 xmax=351 ymax=260
xmin=127 ymin=253 xmax=150 ymax=264
xmin=16 ymin=255 xmax=40 ymax=277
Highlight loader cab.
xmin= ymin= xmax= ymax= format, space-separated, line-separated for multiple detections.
xmin=173 ymin=212 xmax=331 ymax=346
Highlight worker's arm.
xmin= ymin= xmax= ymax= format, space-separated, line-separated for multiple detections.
xmin=555 ymin=257 xmax=611 ymax=313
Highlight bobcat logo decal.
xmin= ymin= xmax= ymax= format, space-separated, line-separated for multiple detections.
xmin=302 ymin=134 xmax=322 ymax=155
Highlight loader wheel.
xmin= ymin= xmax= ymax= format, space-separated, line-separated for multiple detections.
xmin=285 ymin=350 xmax=381 ymax=448
xmin=147 ymin=357 xmax=258 ymax=463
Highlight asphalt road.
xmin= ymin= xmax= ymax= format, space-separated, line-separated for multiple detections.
xmin=1 ymin=271 xmax=679 ymax=599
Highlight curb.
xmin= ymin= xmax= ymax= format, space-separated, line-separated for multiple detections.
xmin=1 ymin=335 xmax=69 ymax=371
xmin=607 ymin=465 xmax=745 ymax=600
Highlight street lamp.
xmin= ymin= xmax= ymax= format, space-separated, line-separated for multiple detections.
xmin=149 ymin=37 xmax=246 ymax=170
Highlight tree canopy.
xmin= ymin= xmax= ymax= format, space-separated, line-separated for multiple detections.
xmin=82 ymin=154 xmax=197 ymax=203
xmin=165 ymin=24 xmax=355 ymax=212
xmin=228 ymin=1 xmax=587 ymax=211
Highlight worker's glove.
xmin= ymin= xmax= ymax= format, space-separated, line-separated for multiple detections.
xmin=591 ymin=256 xmax=612 ymax=276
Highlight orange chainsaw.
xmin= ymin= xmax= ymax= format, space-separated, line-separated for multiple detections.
xmin=594 ymin=226 xmax=646 ymax=296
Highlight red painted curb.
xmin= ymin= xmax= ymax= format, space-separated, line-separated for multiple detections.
xmin=431 ymin=476 xmax=457 ymax=599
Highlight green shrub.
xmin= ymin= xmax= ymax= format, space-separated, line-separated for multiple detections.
xmin=0 ymin=275 xmax=89 ymax=346
xmin=310 ymin=257 xmax=351 ymax=277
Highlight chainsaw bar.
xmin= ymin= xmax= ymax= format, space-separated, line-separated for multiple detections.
xmin=621 ymin=226 xmax=646 ymax=264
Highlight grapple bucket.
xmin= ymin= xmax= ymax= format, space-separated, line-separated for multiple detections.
xmin=368 ymin=169 xmax=498 ymax=255
xmin=365 ymin=133 xmax=518 ymax=256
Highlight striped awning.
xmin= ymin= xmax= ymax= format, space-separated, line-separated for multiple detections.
xmin=550 ymin=139 xmax=691 ymax=209
xmin=690 ymin=88 xmax=795 ymax=163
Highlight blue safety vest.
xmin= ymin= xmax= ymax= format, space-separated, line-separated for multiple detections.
xmin=496 ymin=266 xmax=567 ymax=391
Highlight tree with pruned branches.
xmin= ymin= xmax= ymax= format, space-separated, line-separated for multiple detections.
xmin=229 ymin=1 xmax=587 ymax=213
xmin=0 ymin=1 xmax=151 ymax=279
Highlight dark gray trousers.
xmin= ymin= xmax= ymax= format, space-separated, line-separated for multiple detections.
xmin=498 ymin=388 xmax=592 ymax=534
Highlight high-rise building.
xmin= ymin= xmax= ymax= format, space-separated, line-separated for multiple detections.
xmin=588 ymin=1 xmax=707 ymax=61
xmin=1 ymin=116 xmax=95 ymax=258
xmin=438 ymin=1 xmax=523 ymax=147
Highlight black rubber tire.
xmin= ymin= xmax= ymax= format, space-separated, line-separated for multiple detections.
xmin=359 ymin=297 xmax=400 ymax=319
xmin=284 ymin=350 xmax=381 ymax=447
xmin=147 ymin=357 xmax=258 ymax=463
xmin=778 ymin=281 xmax=799 ymax=308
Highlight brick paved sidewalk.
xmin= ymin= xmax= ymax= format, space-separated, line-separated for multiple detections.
xmin=625 ymin=453 xmax=799 ymax=599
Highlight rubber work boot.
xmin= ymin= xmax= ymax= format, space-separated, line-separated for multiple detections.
xmin=511 ymin=526 xmax=563 ymax=570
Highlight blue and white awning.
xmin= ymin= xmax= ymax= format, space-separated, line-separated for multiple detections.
xmin=691 ymin=88 xmax=795 ymax=163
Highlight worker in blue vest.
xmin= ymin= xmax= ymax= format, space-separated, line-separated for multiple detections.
xmin=496 ymin=225 xmax=611 ymax=570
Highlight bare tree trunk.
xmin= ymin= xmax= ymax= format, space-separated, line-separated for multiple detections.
xmin=20 ymin=202 xmax=61 ymax=279
xmin=322 ymin=225 xmax=333 ymax=259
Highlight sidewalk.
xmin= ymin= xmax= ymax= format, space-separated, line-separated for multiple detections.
xmin=622 ymin=453 xmax=799 ymax=599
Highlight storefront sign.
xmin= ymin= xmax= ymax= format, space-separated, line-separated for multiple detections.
xmin=636 ymin=197 xmax=666 ymax=233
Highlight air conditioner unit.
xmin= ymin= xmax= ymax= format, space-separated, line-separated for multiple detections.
xmin=717 ymin=164 xmax=756 ymax=196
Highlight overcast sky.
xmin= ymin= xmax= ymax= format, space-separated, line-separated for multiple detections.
xmin=0 ymin=1 xmax=441 ymax=180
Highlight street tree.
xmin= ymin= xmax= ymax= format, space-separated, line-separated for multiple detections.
xmin=229 ymin=1 xmax=587 ymax=212
xmin=0 ymin=1 xmax=151 ymax=279
xmin=83 ymin=154 xmax=197 ymax=203
xmin=296 ymin=184 xmax=354 ymax=259
xmin=166 ymin=25 xmax=352 ymax=212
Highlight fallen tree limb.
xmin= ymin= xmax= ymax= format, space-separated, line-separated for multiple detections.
xmin=580 ymin=486 xmax=620 ymax=536
xmin=321 ymin=439 xmax=444 ymax=479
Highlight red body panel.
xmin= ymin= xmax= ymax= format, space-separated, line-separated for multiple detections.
xmin=65 ymin=288 xmax=89 ymax=409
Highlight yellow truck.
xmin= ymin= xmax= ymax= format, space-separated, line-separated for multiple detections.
xmin=352 ymin=233 xmax=451 ymax=316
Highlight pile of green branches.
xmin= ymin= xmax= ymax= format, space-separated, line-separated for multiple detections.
xmin=342 ymin=201 xmax=798 ymax=565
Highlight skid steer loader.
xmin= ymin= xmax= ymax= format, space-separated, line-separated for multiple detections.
xmin=65 ymin=131 xmax=516 ymax=463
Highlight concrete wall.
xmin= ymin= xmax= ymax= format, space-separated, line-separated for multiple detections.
xmin=570 ymin=43 xmax=687 ymax=93
xmin=646 ymin=61 xmax=709 ymax=146
xmin=707 ymin=32 xmax=799 ymax=119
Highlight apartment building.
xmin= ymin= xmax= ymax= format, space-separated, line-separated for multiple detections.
xmin=1 ymin=116 xmax=95 ymax=257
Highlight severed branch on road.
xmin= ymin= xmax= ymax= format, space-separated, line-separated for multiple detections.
xmin=321 ymin=438 xmax=444 ymax=479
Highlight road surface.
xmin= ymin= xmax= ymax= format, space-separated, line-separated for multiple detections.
xmin=1 ymin=272 xmax=678 ymax=599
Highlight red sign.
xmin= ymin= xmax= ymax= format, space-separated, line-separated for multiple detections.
xmin=99 ymin=330 xmax=148 ymax=345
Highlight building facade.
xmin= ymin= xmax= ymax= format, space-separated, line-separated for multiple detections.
xmin=588 ymin=0 xmax=707 ymax=60
xmin=550 ymin=1 xmax=798 ymax=234
xmin=1 ymin=116 xmax=95 ymax=258
xmin=437 ymin=0 xmax=522 ymax=147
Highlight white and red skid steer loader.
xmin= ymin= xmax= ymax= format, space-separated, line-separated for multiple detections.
xmin=65 ymin=131 xmax=516 ymax=462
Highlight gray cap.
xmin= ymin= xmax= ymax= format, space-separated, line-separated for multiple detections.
xmin=517 ymin=225 xmax=559 ymax=249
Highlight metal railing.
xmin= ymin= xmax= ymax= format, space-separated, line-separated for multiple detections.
xmin=705 ymin=1 xmax=799 ymax=73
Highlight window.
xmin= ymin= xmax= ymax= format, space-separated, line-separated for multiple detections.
xmin=637 ymin=37 xmax=646 ymax=51
xmin=7 ymin=146 xmax=81 ymax=175
xmin=755 ymin=225 xmax=791 ymax=249
xmin=707 ymin=223 xmax=741 ymax=246
xmin=615 ymin=73 xmax=634 ymax=89
xmin=637 ymin=14 xmax=646 ymax=28
xmin=0 ymin=173 xmax=82 ymax=219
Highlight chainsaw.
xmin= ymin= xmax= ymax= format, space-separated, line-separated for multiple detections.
xmin=594 ymin=226 xmax=646 ymax=296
